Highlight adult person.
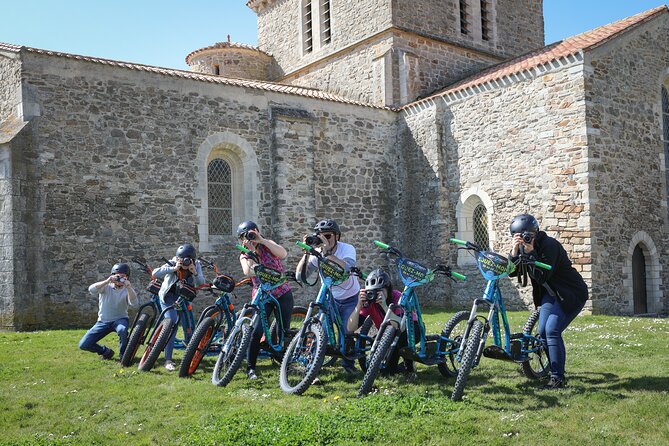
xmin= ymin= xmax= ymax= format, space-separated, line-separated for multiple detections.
xmin=296 ymin=219 xmax=361 ymax=375
xmin=237 ymin=220 xmax=294 ymax=380
xmin=508 ymin=213 xmax=588 ymax=389
xmin=152 ymin=244 xmax=205 ymax=371
xmin=79 ymin=263 xmax=138 ymax=360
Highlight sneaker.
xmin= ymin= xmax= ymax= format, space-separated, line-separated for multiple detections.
xmin=342 ymin=363 xmax=357 ymax=376
xmin=101 ymin=347 xmax=114 ymax=360
xmin=312 ymin=377 xmax=322 ymax=385
xmin=541 ymin=376 xmax=566 ymax=390
xmin=247 ymin=369 xmax=258 ymax=380
xmin=164 ymin=360 xmax=176 ymax=371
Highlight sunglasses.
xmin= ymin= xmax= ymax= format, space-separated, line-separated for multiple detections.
xmin=323 ymin=233 xmax=333 ymax=239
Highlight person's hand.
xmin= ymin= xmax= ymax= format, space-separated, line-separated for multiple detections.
xmin=512 ymin=233 xmax=534 ymax=255
xmin=175 ymin=258 xmax=183 ymax=271
xmin=249 ymin=229 xmax=264 ymax=244
xmin=107 ymin=275 xmax=116 ymax=284
xmin=123 ymin=279 xmax=132 ymax=289
xmin=188 ymin=263 xmax=197 ymax=274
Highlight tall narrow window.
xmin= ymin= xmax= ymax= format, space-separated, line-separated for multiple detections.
xmin=320 ymin=0 xmax=331 ymax=45
xmin=460 ymin=0 xmax=470 ymax=35
xmin=480 ymin=0 xmax=490 ymax=41
xmin=208 ymin=159 xmax=232 ymax=235
xmin=663 ymin=86 xmax=669 ymax=215
xmin=213 ymin=64 xmax=220 ymax=75
xmin=303 ymin=0 xmax=313 ymax=53
xmin=473 ymin=204 xmax=490 ymax=250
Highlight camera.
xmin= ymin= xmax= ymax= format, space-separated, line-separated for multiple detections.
xmin=244 ymin=231 xmax=256 ymax=241
xmin=112 ymin=275 xmax=126 ymax=283
xmin=521 ymin=232 xmax=535 ymax=243
xmin=182 ymin=257 xmax=193 ymax=266
xmin=365 ymin=289 xmax=379 ymax=301
xmin=305 ymin=233 xmax=323 ymax=246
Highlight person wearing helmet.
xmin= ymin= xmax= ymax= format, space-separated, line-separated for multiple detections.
xmin=152 ymin=244 xmax=205 ymax=371
xmin=508 ymin=213 xmax=588 ymax=390
xmin=79 ymin=263 xmax=138 ymax=361
xmin=295 ymin=219 xmax=361 ymax=375
xmin=346 ymin=268 xmax=417 ymax=375
xmin=237 ymin=221 xmax=293 ymax=380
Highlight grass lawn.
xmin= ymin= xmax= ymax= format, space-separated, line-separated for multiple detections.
xmin=1 ymin=310 xmax=668 ymax=445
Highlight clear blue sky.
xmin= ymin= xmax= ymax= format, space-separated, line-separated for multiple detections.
xmin=0 ymin=1 xmax=665 ymax=71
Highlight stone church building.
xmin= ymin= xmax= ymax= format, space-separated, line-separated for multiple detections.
xmin=1 ymin=1 xmax=668 ymax=329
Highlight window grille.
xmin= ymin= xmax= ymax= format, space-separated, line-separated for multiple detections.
xmin=480 ymin=0 xmax=490 ymax=41
xmin=473 ymin=204 xmax=490 ymax=250
xmin=208 ymin=159 xmax=232 ymax=235
xmin=321 ymin=0 xmax=331 ymax=45
xmin=460 ymin=0 xmax=469 ymax=35
xmin=303 ymin=0 xmax=313 ymax=53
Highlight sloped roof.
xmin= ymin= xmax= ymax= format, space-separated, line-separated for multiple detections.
xmin=0 ymin=42 xmax=390 ymax=110
xmin=407 ymin=5 xmax=669 ymax=108
xmin=185 ymin=41 xmax=270 ymax=65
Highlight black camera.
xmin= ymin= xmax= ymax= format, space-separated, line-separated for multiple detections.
xmin=244 ymin=231 xmax=256 ymax=241
xmin=305 ymin=233 xmax=322 ymax=246
xmin=365 ymin=289 xmax=379 ymax=301
xmin=112 ymin=275 xmax=126 ymax=283
xmin=521 ymin=232 xmax=535 ymax=243
xmin=182 ymin=257 xmax=193 ymax=266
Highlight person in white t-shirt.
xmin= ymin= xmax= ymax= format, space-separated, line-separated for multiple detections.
xmin=295 ymin=219 xmax=361 ymax=374
xmin=79 ymin=263 xmax=138 ymax=360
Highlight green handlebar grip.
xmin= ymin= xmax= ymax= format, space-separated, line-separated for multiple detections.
xmin=296 ymin=241 xmax=311 ymax=251
xmin=449 ymin=238 xmax=467 ymax=246
xmin=451 ymin=271 xmax=467 ymax=281
xmin=373 ymin=240 xmax=390 ymax=249
xmin=534 ymin=261 xmax=552 ymax=270
xmin=235 ymin=244 xmax=251 ymax=254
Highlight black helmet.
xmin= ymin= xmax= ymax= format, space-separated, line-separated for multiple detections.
xmin=364 ymin=269 xmax=392 ymax=292
xmin=237 ymin=220 xmax=259 ymax=236
xmin=111 ymin=263 xmax=130 ymax=277
xmin=314 ymin=219 xmax=340 ymax=235
xmin=212 ymin=274 xmax=235 ymax=293
xmin=176 ymin=243 xmax=197 ymax=259
xmin=509 ymin=214 xmax=539 ymax=235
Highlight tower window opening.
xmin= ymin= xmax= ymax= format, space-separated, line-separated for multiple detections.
xmin=213 ymin=64 xmax=220 ymax=75
xmin=460 ymin=0 xmax=470 ymax=35
xmin=303 ymin=0 xmax=314 ymax=53
xmin=481 ymin=0 xmax=490 ymax=41
xmin=321 ymin=0 xmax=331 ymax=45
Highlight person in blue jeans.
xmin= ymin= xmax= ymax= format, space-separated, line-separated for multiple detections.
xmin=79 ymin=263 xmax=138 ymax=360
xmin=296 ymin=219 xmax=361 ymax=375
xmin=152 ymin=244 xmax=205 ymax=371
xmin=509 ymin=214 xmax=589 ymax=389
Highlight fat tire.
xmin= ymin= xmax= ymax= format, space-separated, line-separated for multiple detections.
xmin=357 ymin=316 xmax=377 ymax=371
xmin=358 ymin=325 xmax=397 ymax=397
xmin=179 ymin=316 xmax=217 ymax=378
xmin=138 ymin=318 xmax=176 ymax=372
xmin=120 ymin=313 xmax=149 ymax=367
xmin=279 ymin=321 xmax=326 ymax=395
xmin=451 ymin=320 xmax=483 ymax=401
xmin=437 ymin=311 xmax=470 ymax=377
xmin=521 ymin=309 xmax=550 ymax=380
xmin=212 ymin=323 xmax=253 ymax=387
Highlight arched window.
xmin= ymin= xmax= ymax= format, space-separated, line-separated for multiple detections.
xmin=473 ymin=204 xmax=490 ymax=250
xmin=207 ymin=159 xmax=232 ymax=235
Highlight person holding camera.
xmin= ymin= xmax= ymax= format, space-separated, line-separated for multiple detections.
xmin=295 ymin=219 xmax=361 ymax=375
xmin=237 ymin=220 xmax=293 ymax=380
xmin=346 ymin=268 xmax=416 ymax=375
xmin=79 ymin=263 xmax=138 ymax=360
xmin=152 ymin=244 xmax=205 ymax=371
xmin=508 ymin=213 xmax=588 ymax=389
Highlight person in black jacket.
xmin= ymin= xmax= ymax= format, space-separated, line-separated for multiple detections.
xmin=508 ymin=214 xmax=588 ymax=389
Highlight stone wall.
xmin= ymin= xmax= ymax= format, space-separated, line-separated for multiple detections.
xmin=584 ymin=16 xmax=669 ymax=315
xmin=8 ymin=51 xmax=397 ymax=328
xmin=256 ymin=0 xmax=392 ymax=78
xmin=393 ymin=0 xmax=544 ymax=59
xmin=0 ymin=53 xmax=21 ymax=122
xmin=187 ymin=48 xmax=271 ymax=81
xmin=401 ymin=61 xmax=591 ymax=310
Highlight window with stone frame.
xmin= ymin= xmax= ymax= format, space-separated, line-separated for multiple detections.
xmin=480 ymin=0 xmax=491 ymax=41
xmin=320 ymin=0 xmax=331 ymax=45
xmin=207 ymin=159 xmax=232 ymax=235
xmin=473 ymin=204 xmax=490 ymax=250
xmin=302 ymin=0 xmax=314 ymax=54
xmin=663 ymin=86 xmax=669 ymax=169
xmin=459 ymin=0 xmax=470 ymax=35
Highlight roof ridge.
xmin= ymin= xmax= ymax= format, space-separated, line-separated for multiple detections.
xmin=185 ymin=41 xmax=271 ymax=64
xmin=403 ymin=4 xmax=669 ymax=110
xmin=0 ymin=41 xmax=390 ymax=111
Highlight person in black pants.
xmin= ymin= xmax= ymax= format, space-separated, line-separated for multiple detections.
xmin=509 ymin=214 xmax=588 ymax=389
xmin=237 ymin=221 xmax=294 ymax=380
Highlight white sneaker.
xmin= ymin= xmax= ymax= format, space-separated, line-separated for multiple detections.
xmin=164 ymin=360 xmax=176 ymax=371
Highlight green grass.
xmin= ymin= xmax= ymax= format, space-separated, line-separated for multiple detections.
xmin=1 ymin=311 xmax=668 ymax=445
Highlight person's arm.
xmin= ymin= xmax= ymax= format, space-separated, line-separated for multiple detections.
xmin=125 ymin=281 xmax=139 ymax=307
xmin=89 ymin=277 xmax=112 ymax=295
xmin=192 ymin=261 xmax=205 ymax=286
xmin=240 ymin=253 xmax=257 ymax=277
xmin=152 ymin=260 xmax=178 ymax=279
xmin=526 ymin=239 xmax=559 ymax=285
xmin=254 ymin=234 xmax=288 ymax=260
xmin=295 ymin=235 xmax=318 ymax=282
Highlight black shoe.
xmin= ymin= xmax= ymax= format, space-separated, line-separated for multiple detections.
xmin=541 ymin=376 xmax=566 ymax=390
xmin=247 ymin=369 xmax=258 ymax=380
xmin=342 ymin=364 xmax=357 ymax=375
xmin=101 ymin=347 xmax=114 ymax=360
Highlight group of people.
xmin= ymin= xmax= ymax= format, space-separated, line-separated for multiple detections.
xmin=79 ymin=214 xmax=588 ymax=391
